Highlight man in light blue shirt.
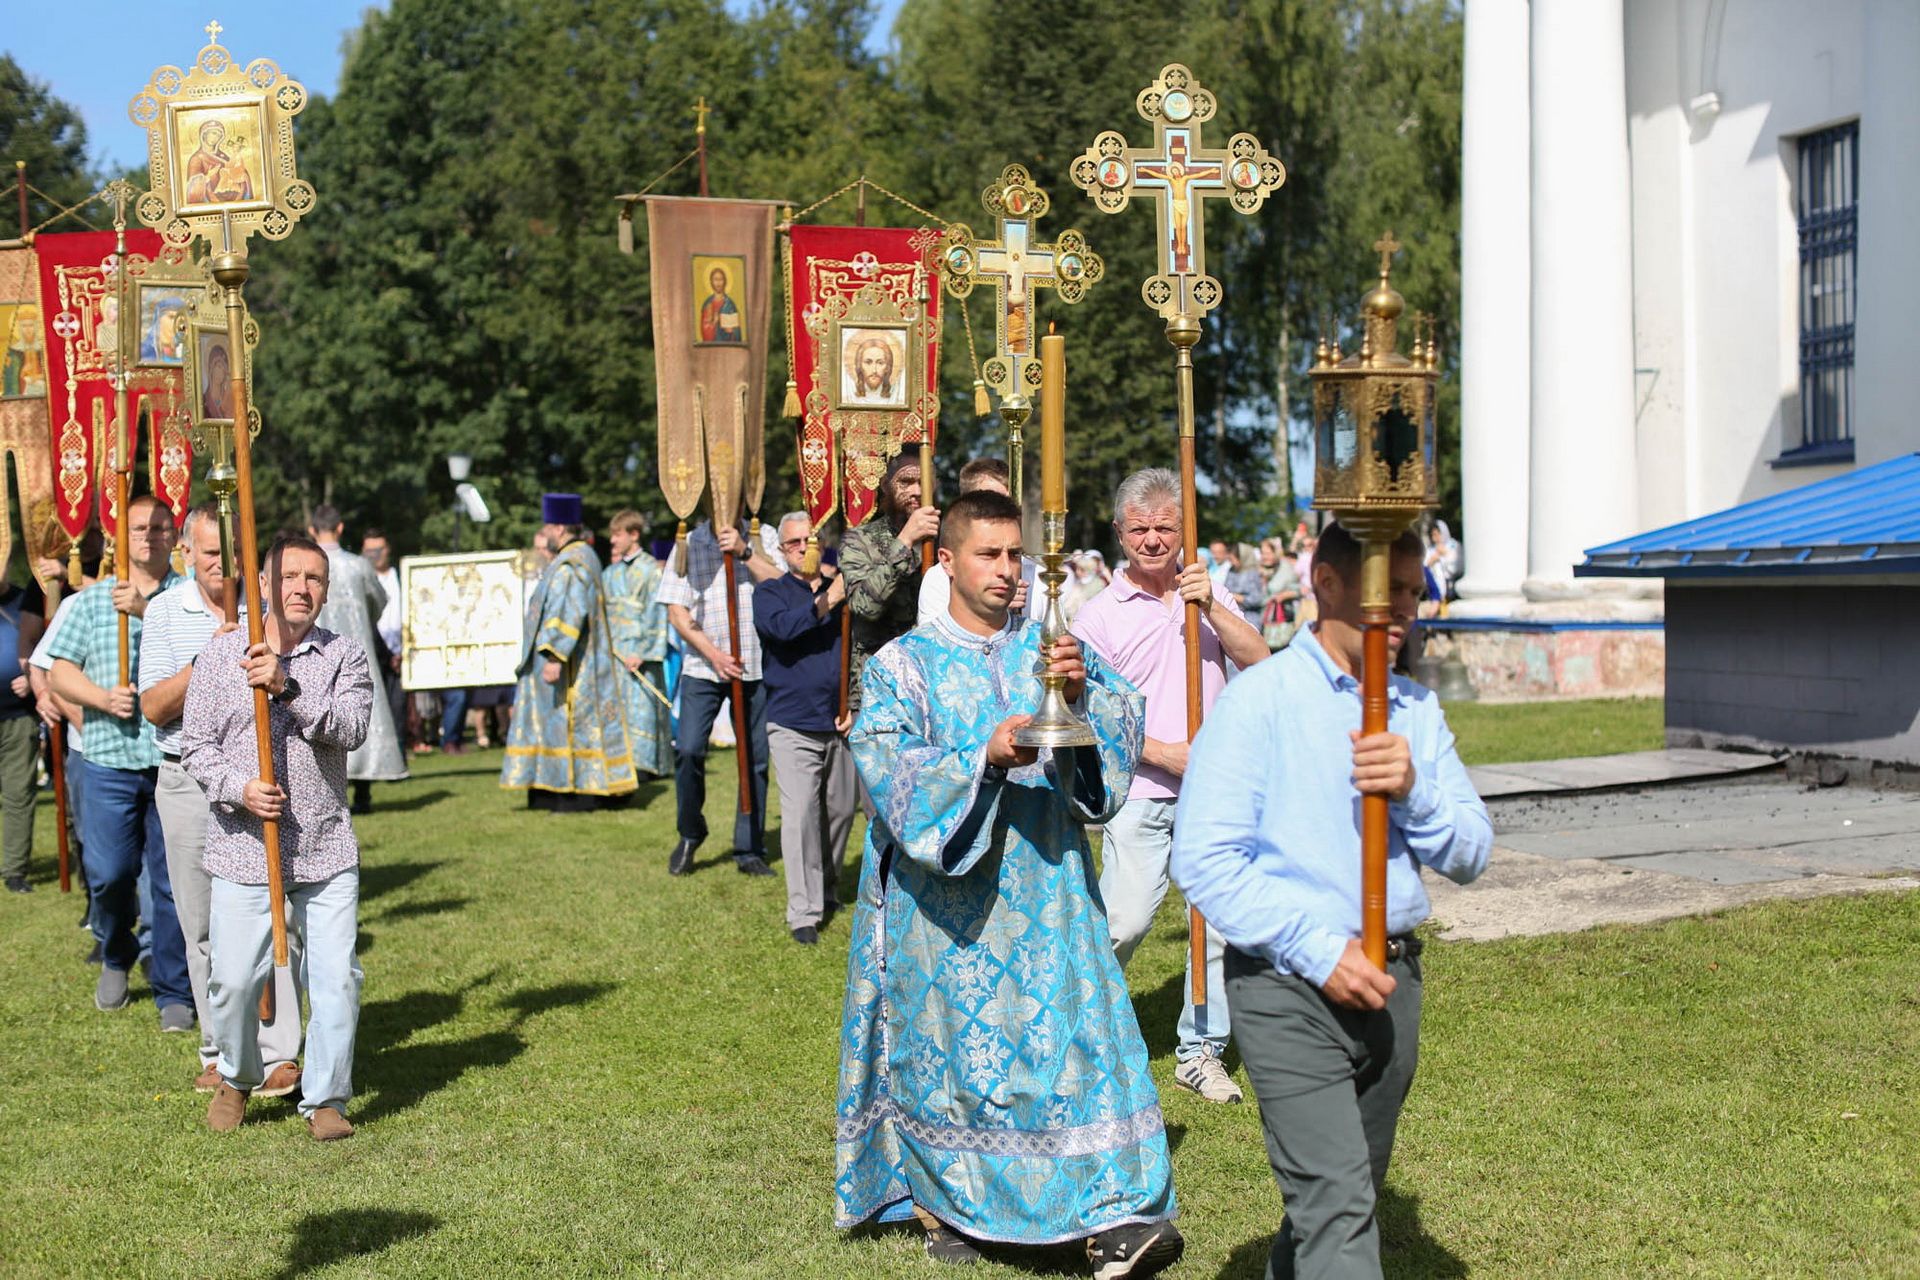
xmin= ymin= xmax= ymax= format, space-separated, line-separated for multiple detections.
xmin=1171 ymin=522 xmax=1491 ymax=1280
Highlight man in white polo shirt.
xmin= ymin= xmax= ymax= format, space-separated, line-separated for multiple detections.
xmin=140 ymin=504 xmax=301 ymax=1096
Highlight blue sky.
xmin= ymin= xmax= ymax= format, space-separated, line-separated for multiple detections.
xmin=6 ymin=1 xmax=906 ymax=174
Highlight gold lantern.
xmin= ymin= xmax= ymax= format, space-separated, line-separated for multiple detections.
xmin=1309 ymin=230 xmax=1441 ymax=971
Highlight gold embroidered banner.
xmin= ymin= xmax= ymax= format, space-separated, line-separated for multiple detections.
xmin=0 ymin=246 xmax=62 ymax=581
xmin=647 ymin=196 xmax=776 ymax=533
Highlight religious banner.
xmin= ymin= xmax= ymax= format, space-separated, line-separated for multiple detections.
xmin=31 ymin=229 xmax=196 ymax=548
xmin=786 ymin=223 xmax=941 ymax=530
xmin=0 ymin=246 xmax=64 ymax=581
xmin=399 ymin=550 xmax=535 ymax=691
xmin=647 ymin=196 xmax=776 ymax=545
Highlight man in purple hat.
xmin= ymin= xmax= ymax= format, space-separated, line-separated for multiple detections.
xmin=501 ymin=494 xmax=639 ymax=810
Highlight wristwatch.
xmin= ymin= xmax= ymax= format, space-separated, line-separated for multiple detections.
xmin=273 ymin=674 xmax=301 ymax=704
xmin=983 ymin=762 xmax=1008 ymax=785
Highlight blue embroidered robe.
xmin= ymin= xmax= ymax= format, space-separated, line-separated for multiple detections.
xmin=602 ymin=550 xmax=673 ymax=778
xmin=835 ymin=613 xmax=1175 ymax=1244
xmin=500 ymin=539 xmax=638 ymax=796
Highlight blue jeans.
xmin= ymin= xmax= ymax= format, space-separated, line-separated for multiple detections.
xmin=81 ymin=763 xmax=189 ymax=1009
xmin=1099 ymin=795 xmax=1231 ymax=1062
xmin=440 ymin=688 xmax=470 ymax=748
xmin=674 ymin=677 xmax=767 ymax=855
xmin=210 ymin=870 xmax=362 ymax=1116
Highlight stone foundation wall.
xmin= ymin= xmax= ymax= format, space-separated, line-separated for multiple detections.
xmin=1419 ymin=625 xmax=1666 ymax=701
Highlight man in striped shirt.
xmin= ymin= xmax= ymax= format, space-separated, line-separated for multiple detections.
xmin=140 ymin=504 xmax=302 ymax=1096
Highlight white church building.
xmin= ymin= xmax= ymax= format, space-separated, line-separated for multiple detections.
xmin=1439 ymin=0 xmax=1920 ymax=704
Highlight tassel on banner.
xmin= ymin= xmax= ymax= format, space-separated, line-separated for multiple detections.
xmin=749 ymin=515 xmax=761 ymax=550
xmin=800 ymin=531 xmax=820 ymax=576
xmin=67 ymin=542 xmax=82 ymax=588
xmin=617 ymin=200 xmax=635 ymax=255
xmin=674 ymin=519 xmax=689 ymax=575
xmin=782 ymin=379 xmax=800 ymax=419
xmin=974 ymin=379 xmax=990 ymax=417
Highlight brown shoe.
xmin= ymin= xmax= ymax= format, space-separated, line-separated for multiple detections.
xmin=206 ymin=1082 xmax=248 ymax=1132
xmin=257 ymin=1062 xmax=303 ymax=1099
xmin=306 ymin=1107 xmax=355 ymax=1141
xmin=193 ymin=1061 xmax=222 ymax=1093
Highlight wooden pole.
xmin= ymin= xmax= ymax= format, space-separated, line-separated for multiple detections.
xmin=1167 ymin=310 xmax=1211 ymax=1016
xmin=211 ymin=485 xmax=271 ymax=1021
xmin=109 ymin=193 xmax=132 ymax=687
xmin=49 ymin=721 xmax=70 ymax=892
xmin=14 ymin=161 xmax=27 ymax=238
xmin=1359 ymin=543 xmax=1391 ymax=968
xmin=211 ymin=249 xmax=288 ymax=971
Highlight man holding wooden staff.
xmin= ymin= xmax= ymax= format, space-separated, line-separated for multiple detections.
xmin=184 ymin=533 xmax=372 ymax=1140
xmin=839 ymin=452 xmax=937 ymax=718
xmin=658 ymin=515 xmax=780 ymax=877
xmin=1073 ymin=466 xmax=1269 ymax=1105
xmin=1171 ymin=522 xmax=1490 ymax=1279
xmin=48 ymin=494 xmax=188 ymax=1024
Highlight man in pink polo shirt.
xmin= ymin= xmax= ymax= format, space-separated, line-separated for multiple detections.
xmin=1074 ymin=467 xmax=1271 ymax=1104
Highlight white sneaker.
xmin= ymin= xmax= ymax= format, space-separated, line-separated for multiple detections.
xmin=1174 ymin=1054 xmax=1243 ymax=1104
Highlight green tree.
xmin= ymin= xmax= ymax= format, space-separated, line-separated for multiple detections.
xmin=0 ymin=55 xmax=97 ymax=235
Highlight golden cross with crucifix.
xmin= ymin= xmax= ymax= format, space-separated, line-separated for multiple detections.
xmin=692 ymin=97 xmax=710 ymax=138
xmin=940 ymin=165 xmax=1103 ymax=413
xmin=1071 ymin=63 xmax=1285 ymax=320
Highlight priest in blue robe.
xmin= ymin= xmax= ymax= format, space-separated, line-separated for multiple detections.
xmin=835 ymin=490 xmax=1185 ymax=1279
xmin=501 ymin=494 xmax=638 ymax=810
xmin=602 ymin=508 xmax=673 ymax=779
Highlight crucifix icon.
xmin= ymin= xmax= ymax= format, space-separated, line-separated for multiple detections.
xmin=1071 ymin=62 xmax=1285 ymax=320
xmin=940 ymin=164 xmax=1103 ymax=412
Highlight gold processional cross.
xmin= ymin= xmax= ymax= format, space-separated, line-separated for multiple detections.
xmin=941 ymin=166 xmax=1103 ymax=500
xmin=1071 ymin=63 xmax=1284 ymax=320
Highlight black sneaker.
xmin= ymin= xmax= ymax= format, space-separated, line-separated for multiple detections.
xmin=921 ymin=1218 xmax=981 ymax=1266
xmin=5 ymin=876 xmax=30 ymax=894
xmin=1087 ymin=1221 xmax=1184 ymax=1280
xmin=790 ymin=925 xmax=818 ymax=945
xmin=734 ymin=853 xmax=774 ymax=877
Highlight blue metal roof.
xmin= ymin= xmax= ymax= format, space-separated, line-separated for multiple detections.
xmin=1578 ymin=452 xmax=1920 ymax=578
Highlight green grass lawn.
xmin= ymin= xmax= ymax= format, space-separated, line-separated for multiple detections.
xmin=1446 ymin=696 xmax=1664 ymax=766
xmin=2 ymin=740 xmax=1913 ymax=1278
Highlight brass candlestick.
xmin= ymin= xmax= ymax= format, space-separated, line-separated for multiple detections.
xmin=1000 ymin=391 xmax=1030 ymax=509
xmin=1014 ymin=511 xmax=1096 ymax=749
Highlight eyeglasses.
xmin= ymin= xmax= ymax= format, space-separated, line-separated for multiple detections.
xmin=781 ymin=538 xmax=808 ymax=549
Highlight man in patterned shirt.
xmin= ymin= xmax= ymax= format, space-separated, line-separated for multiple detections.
xmin=183 ymin=534 xmax=372 ymax=1141
xmin=839 ymin=452 xmax=939 ymax=718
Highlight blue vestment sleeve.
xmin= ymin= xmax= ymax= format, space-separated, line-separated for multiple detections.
xmin=536 ymin=558 xmax=589 ymax=662
xmin=848 ymin=647 xmax=1004 ymax=878
xmin=1053 ymin=648 xmax=1143 ymax=826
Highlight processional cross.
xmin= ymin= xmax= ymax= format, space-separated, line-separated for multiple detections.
xmin=1071 ymin=61 xmax=1285 ymax=1024
xmin=941 ymin=165 xmax=1102 ymax=502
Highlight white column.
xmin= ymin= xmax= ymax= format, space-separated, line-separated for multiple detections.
xmin=1526 ymin=0 xmax=1641 ymax=595
xmin=1454 ymin=0 xmax=1532 ymax=609
xmin=1853 ymin=0 xmax=1920 ymax=467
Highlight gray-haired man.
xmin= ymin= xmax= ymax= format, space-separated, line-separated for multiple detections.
xmin=140 ymin=504 xmax=302 ymax=1096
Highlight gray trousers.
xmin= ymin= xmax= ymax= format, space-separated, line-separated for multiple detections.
xmin=767 ymin=722 xmax=857 ymax=931
xmin=0 ymin=716 xmax=36 ymax=880
xmin=155 ymin=759 xmax=302 ymax=1069
xmin=1225 ymin=947 xmax=1423 ymax=1280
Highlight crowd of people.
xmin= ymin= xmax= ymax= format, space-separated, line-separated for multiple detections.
xmin=6 ymin=470 xmax=1486 ymax=1278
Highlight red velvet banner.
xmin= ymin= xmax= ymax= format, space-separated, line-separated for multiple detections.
xmin=33 ymin=230 xmax=194 ymax=537
xmin=787 ymin=224 xmax=941 ymax=530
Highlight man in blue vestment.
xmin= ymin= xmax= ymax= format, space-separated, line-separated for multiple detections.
xmin=835 ymin=490 xmax=1184 ymax=1279
xmin=500 ymin=494 xmax=637 ymax=811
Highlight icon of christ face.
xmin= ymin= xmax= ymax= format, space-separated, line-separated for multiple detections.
xmin=854 ymin=338 xmax=894 ymax=399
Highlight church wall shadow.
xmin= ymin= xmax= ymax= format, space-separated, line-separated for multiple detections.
xmin=1217 ymin=1187 xmax=1467 ymax=1279
xmin=272 ymin=1208 xmax=439 ymax=1279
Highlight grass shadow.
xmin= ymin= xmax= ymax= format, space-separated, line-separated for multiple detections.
xmin=358 ymin=989 xmax=469 ymax=1057
xmin=1131 ymin=970 xmax=1187 ymax=1061
xmin=371 ymin=788 xmax=453 ymax=813
xmin=359 ymin=860 xmax=446 ymax=902
xmin=272 ymin=1207 xmax=439 ymax=1279
xmin=498 ymin=980 xmax=617 ymax=1024
xmin=1216 ymin=1186 xmax=1467 ymax=1279
xmin=376 ymin=896 xmax=471 ymax=923
xmin=355 ymin=1030 xmax=526 ymax=1125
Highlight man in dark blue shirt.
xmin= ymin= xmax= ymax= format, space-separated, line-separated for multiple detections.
xmin=754 ymin=512 xmax=856 ymax=945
